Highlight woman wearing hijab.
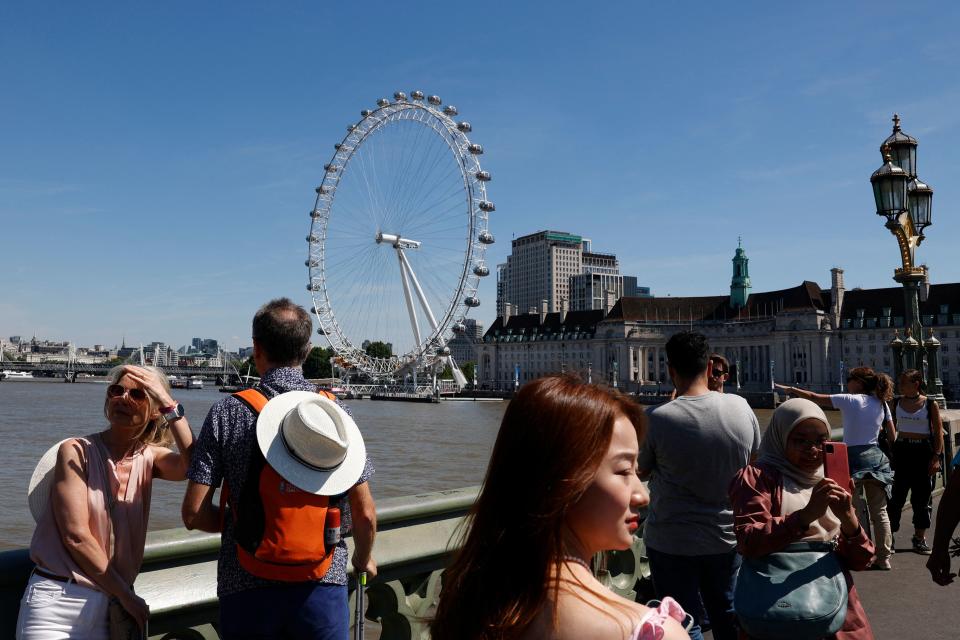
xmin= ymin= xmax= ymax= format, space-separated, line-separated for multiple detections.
xmin=777 ymin=367 xmax=896 ymax=569
xmin=729 ymin=399 xmax=875 ymax=639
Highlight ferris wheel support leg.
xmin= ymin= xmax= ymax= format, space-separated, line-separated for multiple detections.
xmin=397 ymin=248 xmax=422 ymax=389
xmin=446 ymin=355 xmax=468 ymax=389
xmin=397 ymin=249 xmax=423 ymax=355
xmin=397 ymin=249 xmax=442 ymax=343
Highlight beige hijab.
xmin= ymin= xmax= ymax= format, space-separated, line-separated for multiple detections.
xmin=757 ymin=398 xmax=840 ymax=540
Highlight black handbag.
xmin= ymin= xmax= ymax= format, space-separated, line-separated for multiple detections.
xmin=734 ymin=541 xmax=848 ymax=640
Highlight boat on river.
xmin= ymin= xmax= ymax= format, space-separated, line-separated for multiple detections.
xmin=0 ymin=371 xmax=34 ymax=380
xmin=187 ymin=377 xmax=204 ymax=390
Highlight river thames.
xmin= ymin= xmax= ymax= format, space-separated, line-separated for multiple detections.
xmin=0 ymin=378 xmax=843 ymax=550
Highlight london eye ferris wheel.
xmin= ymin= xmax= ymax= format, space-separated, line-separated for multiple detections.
xmin=306 ymin=91 xmax=495 ymax=386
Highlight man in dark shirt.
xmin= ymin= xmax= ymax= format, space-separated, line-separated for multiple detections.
xmin=182 ymin=298 xmax=376 ymax=639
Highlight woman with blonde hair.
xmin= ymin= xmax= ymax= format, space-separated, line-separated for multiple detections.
xmin=17 ymin=365 xmax=193 ymax=639
xmin=431 ymin=375 xmax=688 ymax=640
xmin=777 ymin=366 xmax=896 ymax=569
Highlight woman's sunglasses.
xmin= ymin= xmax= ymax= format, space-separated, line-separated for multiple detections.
xmin=106 ymin=384 xmax=148 ymax=402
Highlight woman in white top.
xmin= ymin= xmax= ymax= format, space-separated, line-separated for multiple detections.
xmin=776 ymin=366 xmax=896 ymax=569
xmin=888 ymin=369 xmax=944 ymax=554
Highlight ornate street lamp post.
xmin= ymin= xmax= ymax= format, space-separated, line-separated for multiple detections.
xmin=869 ymin=114 xmax=943 ymax=405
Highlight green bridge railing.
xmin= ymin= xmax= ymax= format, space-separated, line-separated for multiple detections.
xmin=0 ymin=486 xmax=652 ymax=639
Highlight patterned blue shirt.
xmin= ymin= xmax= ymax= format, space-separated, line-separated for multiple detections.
xmin=187 ymin=366 xmax=374 ymax=596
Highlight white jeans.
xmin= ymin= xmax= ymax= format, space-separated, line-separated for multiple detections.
xmin=16 ymin=573 xmax=109 ymax=640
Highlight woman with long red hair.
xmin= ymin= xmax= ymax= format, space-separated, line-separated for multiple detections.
xmin=431 ymin=375 xmax=688 ymax=640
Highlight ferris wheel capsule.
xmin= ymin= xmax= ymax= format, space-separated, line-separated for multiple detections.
xmin=361 ymin=109 xmax=372 ymax=117
xmin=377 ymin=98 xmax=390 ymax=107
xmin=411 ymin=90 xmax=424 ymax=100
xmin=453 ymin=322 xmax=466 ymax=333
xmin=475 ymin=170 xmax=491 ymax=181
xmin=473 ymin=264 xmax=490 ymax=277
xmin=464 ymin=296 xmax=481 ymax=307
xmin=324 ymin=164 xmax=339 ymax=173
xmin=479 ymin=231 xmax=495 ymax=244
xmin=315 ymin=185 xmax=328 ymax=194
xmin=306 ymin=258 xmax=319 ymax=267
xmin=393 ymin=91 xmax=407 ymax=101
xmin=310 ymin=209 xmax=322 ymax=219
xmin=346 ymin=124 xmax=356 ymax=132
xmin=478 ymin=200 xmax=495 ymax=212
xmin=307 ymin=234 xmax=319 ymax=243
xmin=457 ymin=122 xmax=472 ymax=133
xmin=467 ymin=143 xmax=483 ymax=155
xmin=443 ymin=105 xmax=458 ymax=116
xmin=427 ymin=95 xmax=442 ymax=105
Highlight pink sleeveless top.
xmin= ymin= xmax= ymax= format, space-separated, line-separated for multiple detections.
xmin=631 ymin=597 xmax=687 ymax=640
xmin=29 ymin=434 xmax=155 ymax=591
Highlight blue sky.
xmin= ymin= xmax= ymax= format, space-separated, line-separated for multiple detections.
xmin=3 ymin=2 xmax=960 ymax=351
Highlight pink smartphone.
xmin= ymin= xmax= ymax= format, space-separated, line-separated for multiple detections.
xmin=823 ymin=442 xmax=851 ymax=488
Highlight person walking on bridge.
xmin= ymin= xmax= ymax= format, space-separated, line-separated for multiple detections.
xmin=182 ymin=298 xmax=377 ymax=640
xmin=638 ymin=331 xmax=760 ymax=640
xmin=888 ymin=369 xmax=944 ymax=555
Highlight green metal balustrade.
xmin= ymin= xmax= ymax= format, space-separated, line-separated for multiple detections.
xmin=0 ymin=486 xmax=651 ymax=639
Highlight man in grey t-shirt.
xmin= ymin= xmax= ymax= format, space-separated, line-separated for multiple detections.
xmin=638 ymin=331 xmax=759 ymax=640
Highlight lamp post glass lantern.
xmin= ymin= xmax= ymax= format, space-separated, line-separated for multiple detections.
xmin=882 ymin=113 xmax=918 ymax=179
xmin=870 ymin=149 xmax=909 ymax=221
xmin=870 ymin=114 xmax=943 ymax=406
xmin=907 ymin=178 xmax=933 ymax=234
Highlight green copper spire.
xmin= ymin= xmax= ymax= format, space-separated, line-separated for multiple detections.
xmin=730 ymin=237 xmax=751 ymax=309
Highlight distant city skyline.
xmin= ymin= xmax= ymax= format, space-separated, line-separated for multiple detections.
xmin=3 ymin=2 xmax=960 ymax=351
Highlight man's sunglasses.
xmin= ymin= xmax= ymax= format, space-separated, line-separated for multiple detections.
xmin=712 ymin=368 xmax=728 ymax=377
xmin=106 ymin=384 xmax=148 ymax=402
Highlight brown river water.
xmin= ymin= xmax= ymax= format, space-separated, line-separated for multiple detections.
xmin=0 ymin=379 xmax=842 ymax=550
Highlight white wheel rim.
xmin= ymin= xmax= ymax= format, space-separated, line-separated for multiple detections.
xmin=307 ymin=99 xmax=491 ymax=378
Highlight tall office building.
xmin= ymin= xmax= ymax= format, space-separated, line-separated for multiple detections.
xmin=496 ymin=230 xmax=650 ymax=315
xmin=496 ymin=230 xmax=585 ymax=315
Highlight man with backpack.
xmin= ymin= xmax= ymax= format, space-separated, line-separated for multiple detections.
xmin=182 ymin=298 xmax=376 ymax=640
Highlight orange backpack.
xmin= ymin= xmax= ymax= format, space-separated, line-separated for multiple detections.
xmin=227 ymin=388 xmax=341 ymax=582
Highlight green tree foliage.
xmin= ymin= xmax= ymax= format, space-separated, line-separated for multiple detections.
xmin=439 ymin=361 xmax=476 ymax=381
xmin=364 ymin=341 xmax=393 ymax=359
xmin=303 ymin=346 xmax=334 ymax=379
xmin=238 ymin=356 xmax=259 ymax=377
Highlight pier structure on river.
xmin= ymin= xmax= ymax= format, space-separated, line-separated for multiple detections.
xmin=0 ymin=361 xmax=241 ymax=383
